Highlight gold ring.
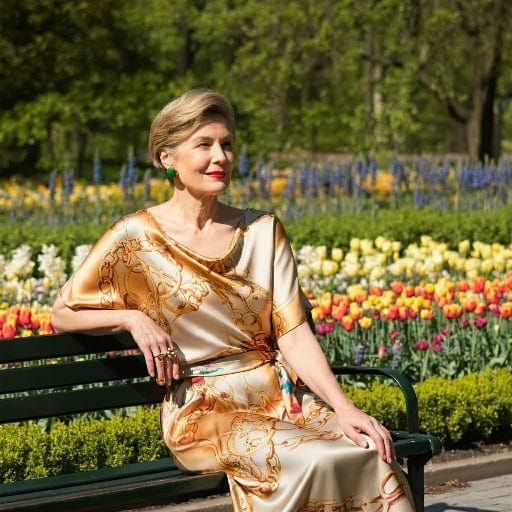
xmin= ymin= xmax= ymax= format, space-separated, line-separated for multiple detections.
xmin=154 ymin=346 xmax=178 ymax=361
xmin=166 ymin=346 xmax=178 ymax=359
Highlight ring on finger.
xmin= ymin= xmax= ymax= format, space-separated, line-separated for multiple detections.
xmin=154 ymin=346 xmax=178 ymax=361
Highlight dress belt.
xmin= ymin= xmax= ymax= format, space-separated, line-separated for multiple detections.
xmin=180 ymin=350 xmax=304 ymax=421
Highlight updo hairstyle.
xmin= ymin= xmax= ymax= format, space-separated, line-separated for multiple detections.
xmin=148 ymin=89 xmax=235 ymax=171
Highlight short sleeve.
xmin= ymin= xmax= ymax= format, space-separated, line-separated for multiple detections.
xmin=60 ymin=212 xmax=154 ymax=309
xmin=59 ymin=221 xmax=129 ymax=311
xmin=271 ymin=218 xmax=308 ymax=338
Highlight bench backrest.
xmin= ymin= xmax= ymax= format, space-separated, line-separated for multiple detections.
xmin=0 ymin=332 xmax=165 ymax=424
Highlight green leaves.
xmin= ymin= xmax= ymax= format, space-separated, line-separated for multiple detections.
xmin=0 ymin=408 xmax=165 ymax=484
xmin=1 ymin=1 xmax=512 ymax=175
xmin=0 ymin=371 xmax=507 ymax=482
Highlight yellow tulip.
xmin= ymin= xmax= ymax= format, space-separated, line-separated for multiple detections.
xmin=358 ymin=317 xmax=372 ymax=329
xmin=331 ymin=248 xmax=343 ymax=262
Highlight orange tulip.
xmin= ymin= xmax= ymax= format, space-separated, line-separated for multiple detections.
xmin=499 ymin=302 xmax=512 ymax=319
xmin=420 ymin=308 xmax=435 ymax=320
xmin=340 ymin=315 xmax=355 ymax=332
xmin=442 ymin=303 xmax=463 ymax=319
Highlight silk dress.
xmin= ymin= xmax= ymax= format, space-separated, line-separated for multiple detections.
xmin=60 ymin=208 xmax=414 ymax=512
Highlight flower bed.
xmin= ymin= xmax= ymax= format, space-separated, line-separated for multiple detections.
xmin=310 ymin=274 xmax=512 ymax=382
xmin=1 ymin=239 xmax=511 ymax=384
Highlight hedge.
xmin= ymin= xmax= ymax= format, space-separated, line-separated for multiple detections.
xmin=1 ymin=369 xmax=510 ymax=484
xmin=2 ymin=206 xmax=512 ymax=264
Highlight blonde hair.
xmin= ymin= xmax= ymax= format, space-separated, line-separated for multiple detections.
xmin=148 ymin=89 xmax=235 ymax=170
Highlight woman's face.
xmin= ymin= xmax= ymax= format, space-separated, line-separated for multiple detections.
xmin=162 ymin=115 xmax=235 ymax=198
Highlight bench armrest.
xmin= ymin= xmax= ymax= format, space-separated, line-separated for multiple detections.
xmin=330 ymin=366 xmax=420 ymax=434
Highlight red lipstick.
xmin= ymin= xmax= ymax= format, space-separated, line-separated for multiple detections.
xmin=207 ymin=171 xmax=226 ymax=179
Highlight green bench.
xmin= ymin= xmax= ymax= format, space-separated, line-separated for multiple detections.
xmin=0 ymin=331 xmax=441 ymax=512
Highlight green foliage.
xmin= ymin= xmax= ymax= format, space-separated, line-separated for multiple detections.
xmin=1 ymin=0 xmax=512 ymax=174
xmin=0 ymin=371 xmax=510 ymax=483
xmin=0 ymin=408 xmax=166 ymax=484
xmin=346 ymin=381 xmax=407 ymax=431
xmin=414 ymin=369 xmax=512 ymax=446
xmin=284 ymin=206 xmax=512 ymax=249
xmin=347 ymin=369 xmax=512 ymax=448
xmin=0 ymin=424 xmax=47 ymax=482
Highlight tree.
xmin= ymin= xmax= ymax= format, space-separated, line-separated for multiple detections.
xmin=356 ymin=0 xmax=512 ymax=160
xmin=0 ymin=0 xmax=190 ymax=175
xmin=1 ymin=0 xmax=512 ymax=176
xmin=191 ymin=0 xmax=362 ymax=157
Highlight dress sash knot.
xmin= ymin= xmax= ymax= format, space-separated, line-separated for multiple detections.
xmin=180 ymin=349 xmax=304 ymax=421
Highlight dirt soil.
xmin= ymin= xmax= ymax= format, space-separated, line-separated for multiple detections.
xmin=424 ymin=440 xmax=512 ymax=494
xmin=429 ymin=440 xmax=512 ymax=464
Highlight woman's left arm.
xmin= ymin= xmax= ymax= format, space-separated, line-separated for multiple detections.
xmin=277 ymin=321 xmax=395 ymax=463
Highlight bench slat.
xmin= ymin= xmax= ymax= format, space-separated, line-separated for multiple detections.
xmin=0 ymin=469 xmax=228 ymax=512
xmin=0 ymin=459 xmax=176 ymax=497
xmin=0 ymin=381 xmax=165 ymax=423
xmin=0 ymin=332 xmax=137 ymax=363
xmin=0 ymin=354 xmax=148 ymax=393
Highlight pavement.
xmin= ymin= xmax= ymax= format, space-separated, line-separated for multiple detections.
xmin=125 ymin=448 xmax=512 ymax=512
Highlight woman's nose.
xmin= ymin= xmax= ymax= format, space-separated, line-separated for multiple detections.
xmin=211 ymin=142 xmax=227 ymax=162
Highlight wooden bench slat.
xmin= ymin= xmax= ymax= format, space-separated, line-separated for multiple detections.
xmin=0 ymin=469 xmax=228 ymax=512
xmin=0 ymin=332 xmax=137 ymax=363
xmin=0 ymin=381 xmax=165 ymax=423
xmin=0 ymin=459 xmax=176 ymax=497
xmin=0 ymin=354 xmax=148 ymax=393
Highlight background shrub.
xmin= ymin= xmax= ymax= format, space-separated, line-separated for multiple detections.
xmin=2 ymin=206 xmax=510 ymax=265
xmin=1 ymin=370 xmax=510 ymax=484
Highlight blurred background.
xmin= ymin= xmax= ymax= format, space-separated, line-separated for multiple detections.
xmin=1 ymin=0 xmax=511 ymax=179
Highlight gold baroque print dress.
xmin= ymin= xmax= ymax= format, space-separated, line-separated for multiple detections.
xmin=60 ymin=208 xmax=414 ymax=512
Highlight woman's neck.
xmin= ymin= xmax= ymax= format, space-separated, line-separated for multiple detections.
xmin=166 ymin=194 xmax=221 ymax=231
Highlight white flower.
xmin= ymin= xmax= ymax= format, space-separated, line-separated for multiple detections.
xmin=72 ymin=244 xmax=92 ymax=271
xmin=4 ymin=245 xmax=34 ymax=279
xmin=38 ymin=244 xmax=67 ymax=288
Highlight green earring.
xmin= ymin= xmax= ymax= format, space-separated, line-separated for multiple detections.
xmin=166 ymin=167 xmax=177 ymax=179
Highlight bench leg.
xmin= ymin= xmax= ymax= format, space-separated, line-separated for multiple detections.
xmin=406 ymin=454 xmax=430 ymax=512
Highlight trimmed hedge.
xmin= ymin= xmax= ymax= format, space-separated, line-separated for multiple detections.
xmin=347 ymin=368 xmax=512 ymax=446
xmin=0 ymin=408 xmax=166 ymax=484
xmin=1 ymin=369 xmax=510 ymax=484
xmin=284 ymin=206 xmax=512 ymax=249
xmin=1 ymin=206 xmax=512 ymax=264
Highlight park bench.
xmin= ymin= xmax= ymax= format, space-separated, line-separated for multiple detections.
xmin=0 ymin=331 xmax=441 ymax=512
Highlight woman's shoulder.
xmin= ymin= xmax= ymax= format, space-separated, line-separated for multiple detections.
xmin=241 ymin=208 xmax=288 ymax=240
xmin=243 ymin=207 xmax=278 ymax=225
xmin=107 ymin=209 xmax=153 ymax=238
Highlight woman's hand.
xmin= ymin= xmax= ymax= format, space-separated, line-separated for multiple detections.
xmin=335 ymin=403 xmax=395 ymax=464
xmin=51 ymin=298 xmax=180 ymax=386
xmin=126 ymin=310 xmax=181 ymax=386
xmin=277 ymin=322 xmax=395 ymax=464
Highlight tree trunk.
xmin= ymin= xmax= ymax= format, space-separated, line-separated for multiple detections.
xmin=465 ymin=109 xmax=482 ymax=162
xmin=479 ymin=75 xmax=497 ymax=161
xmin=362 ymin=31 xmax=374 ymax=144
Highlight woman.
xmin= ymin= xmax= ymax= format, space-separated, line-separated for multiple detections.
xmin=51 ymin=89 xmax=414 ymax=512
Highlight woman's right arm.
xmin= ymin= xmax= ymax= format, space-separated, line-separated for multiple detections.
xmin=51 ymin=297 xmax=179 ymax=385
